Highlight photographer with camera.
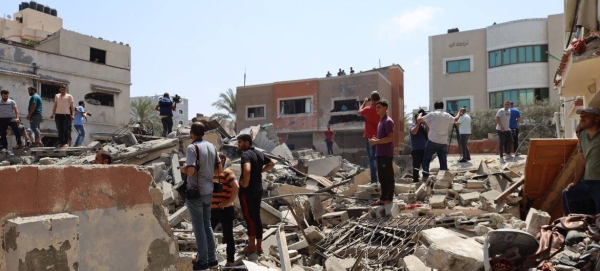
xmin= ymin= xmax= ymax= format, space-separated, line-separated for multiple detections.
xmin=73 ymin=100 xmax=91 ymax=147
xmin=155 ymin=92 xmax=179 ymax=137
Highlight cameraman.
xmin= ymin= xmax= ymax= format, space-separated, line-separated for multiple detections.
xmin=74 ymin=100 xmax=91 ymax=147
xmin=155 ymin=92 xmax=178 ymax=137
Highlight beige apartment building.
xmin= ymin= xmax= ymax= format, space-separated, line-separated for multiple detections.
xmin=429 ymin=14 xmax=563 ymax=115
xmin=0 ymin=4 xmax=131 ymax=146
xmin=236 ymin=65 xmax=405 ymax=163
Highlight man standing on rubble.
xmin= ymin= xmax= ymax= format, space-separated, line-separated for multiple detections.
xmin=417 ymin=101 xmax=455 ymax=180
xmin=26 ymin=87 xmax=43 ymax=146
xmin=155 ymin=93 xmax=177 ymax=137
xmin=495 ymin=101 xmax=513 ymax=161
xmin=509 ymin=101 xmax=521 ymax=155
xmin=237 ymin=134 xmax=275 ymax=255
xmin=50 ymin=85 xmax=74 ymax=148
xmin=211 ymin=152 xmax=239 ymax=267
xmin=74 ymin=101 xmax=91 ymax=147
xmin=181 ymin=122 xmax=220 ymax=270
xmin=455 ymin=107 xmax=472 ymax=163
xmin=358 ymin=91 xmax=381 ymax=185
xmin=369 ymin=100 xmax=395 ymax=206
xmin=410 ymin=109 xmax=428 ymax=183
xmin=562 ymin=107 xmax=600 ymax=215
xmin=0 ymin=90 xmax=23 ymax=151
xmin=324 ymin=124 xmax=335 ymax=155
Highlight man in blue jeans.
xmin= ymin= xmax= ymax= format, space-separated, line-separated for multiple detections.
xmin=358 ymin=91 xmax=381 ymax=184
xmin=73 ymin=101 xmax=91 ymax=147
xmin=181 ymin=122 xmax=220 ymax=271
xmin=562 ymin=107 xmax=600 ymax=216
xmin=417 ymin=101 xmax=455 ymax=180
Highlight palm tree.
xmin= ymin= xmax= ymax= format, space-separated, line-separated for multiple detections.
xmin=130 ymin=98 xmax=162 ymax=136
xmin=210 ymin=88 xmax=237 ymax=130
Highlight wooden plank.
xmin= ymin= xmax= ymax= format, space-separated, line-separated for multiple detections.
xmin=523 ymin=139 xmax=578 ymax=206
xmin=494 ymin=179 xmax=525 ymax=204
xmin=307 ymin=174 xmax=334 ymax=187
xmin=538 ymin=149 xmax=585 ymax=219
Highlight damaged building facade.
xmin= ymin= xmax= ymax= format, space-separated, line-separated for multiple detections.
xmin=0 ymin=4 xmax=131 ymax=146
xmin=236 ymin=65 xmax=405 ymax=163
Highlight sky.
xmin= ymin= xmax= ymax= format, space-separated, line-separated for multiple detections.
xmin=0 ymin=1 xmax=563 ymax=118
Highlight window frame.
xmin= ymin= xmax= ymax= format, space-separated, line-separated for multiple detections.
xmin=446 ymin=59 xmax=471 ymax=74
xmin=488 ymin=88 xmax=550 ymax=108
xmin=277 ymin=96 xmax=313 ymax=117
xmin=331 ymin=96 xmax=360 ymax=114
xmin=488 ymin=44 xmax=548 ymax=68
xmin=89 ymin=47 xmax=106 ymax=64
xmin=246 ymin=104 xmax=267 ymax=120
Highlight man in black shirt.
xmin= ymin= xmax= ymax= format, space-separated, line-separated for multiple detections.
xmin=236 ymin=134 xmax=275 ymax=255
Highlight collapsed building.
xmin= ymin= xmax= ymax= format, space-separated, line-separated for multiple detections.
xmin=0 ymin=116 xmax=594 ymax=271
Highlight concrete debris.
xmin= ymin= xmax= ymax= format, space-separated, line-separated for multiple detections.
xmin=525 ymin=207 xmax=551 ymax=235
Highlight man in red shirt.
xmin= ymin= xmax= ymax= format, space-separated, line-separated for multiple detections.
xmin=358 ymin=91 xmax=381 ymax=185
xmin=324 ymin=125 xmax=335 ymax=155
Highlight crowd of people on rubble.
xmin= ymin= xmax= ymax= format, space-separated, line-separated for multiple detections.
xmin=0 ymin=84 xmax=91 ymax=152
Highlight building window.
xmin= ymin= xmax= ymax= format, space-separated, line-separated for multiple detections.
xmin=178 ymin=109 xmax=184 ymax=114
xmin=280 ymin=98 xmax=311 ymax=115
xmin=489 ymin=45 xmax=548 ymax=68
xmin=331 ymin=99 xmax=359 ymax=112
xmin=90 ymin=47 xmax=106 ymax=64
xmin=446 ymin=99 xmax=470 ymax=116
xmin=489 ymin=88 xmax=549 ymax=108
xmin=40 ymin=83 xmax=60 ymax=100
xmin=247 ymin=106 xmax=265 ymax=119
xmin=446 ymin=59 xmax=470 ymax=74
xmin=85 ymin=92 xmax=114 ymax=107
xmin=178 ymin=120 xmax=183 ymax=125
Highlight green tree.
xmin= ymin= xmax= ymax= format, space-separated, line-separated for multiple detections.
xmin=210 ymin=88 xmax=237 ymax=129
xmin=130 ymin=98 xmax=162 ymax=136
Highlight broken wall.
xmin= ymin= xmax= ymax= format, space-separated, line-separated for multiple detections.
xmin=312 ymin=131 xmax=366 ymax=164
xmin=0 ymin=165 xmax=178 ymax=271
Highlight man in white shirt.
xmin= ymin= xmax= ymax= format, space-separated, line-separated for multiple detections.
xmin=455 ymin=107 xmax=472 ymax=163
xmin=495 ymin=101 xmax=513 ymax=161
xmin=417 ymin=101 xmax=455 ymax=180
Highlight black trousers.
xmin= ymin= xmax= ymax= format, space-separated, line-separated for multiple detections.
xmin=377 ymin=156 xmax=395 ymax=201
xmin=459 ymin=134 xmax=471 ymax=160
xmin=497 ymin=130 xmax=512 ymax=157
xmin=161 ymin=117 xmax=173 ymax=137
xmin=211 ymin=206 xmax=235 ymax=263
xmin=511 ymin=128 xmax=519 ymax=153
xmin=326 ymin=141 xmax=333 ymax=155
xmin=411 ymin=150 xmax=424 ymax=183
xmin=0 ymin=118 xmax=21 ymax=149
xmin=239 ymin=191 xmax=263 ymax=240
xmin=55 ymin=114 xmax=71 ymax=145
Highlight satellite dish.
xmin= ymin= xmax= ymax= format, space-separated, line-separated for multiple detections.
xmin=6 ymin=15 xmax=11 ymax=19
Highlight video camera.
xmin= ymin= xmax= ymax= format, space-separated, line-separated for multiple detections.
xmin=173 ymin=94 xmax=182 ymax=103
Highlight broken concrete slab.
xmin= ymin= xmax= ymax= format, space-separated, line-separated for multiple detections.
xmin=459 ymin=192 xmax=480 ymax=206
xmin=430 ymin=195 xmax=446 ymax=209
xmin=487 ymin=174 xmax=509 ymax=192
xmin=395 ymin=183 xmax=415 ymax=194
xmin=398 ymin=193 xmax=416 ymax=204
xmin=384 ymin=203 xmax=401 ymax=218
xmin=401 ymin=255 xmax=430 ymax=271
xmin=169 ymin=206 xmax=190 ymax=227
xmin=322 ymin=211 xmax=349 ymax=227
xmin=420 ymin=228 xmax=484 ymax=271
xmin=479 ymin=190 xmax=500 ymax=212
xmin=4 ymin=213 xmax=79 ymax=271
xmin=161 ymin=181 xmax=174 ymax=205
xmin=307 ymin=156 xmax=342 ymax=177
xmin=525 ymin=207 xmax=551 ymax=235
xmin=305 ymin=226 xmax=325 ymax=243
xmin=477 ymin=160 xmax=491 ymax=175
xmin=170 ymin=150 xmax=184 ymax=189
xmin=466 ymin=180 xmax=485 ymax=189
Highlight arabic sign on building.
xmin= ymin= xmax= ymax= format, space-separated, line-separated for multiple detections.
xmin=449 ymin=40 xmax=469 ymax=48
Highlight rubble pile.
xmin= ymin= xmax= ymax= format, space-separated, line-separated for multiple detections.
xmin=4 ymin=122 xmax=600 ymax=271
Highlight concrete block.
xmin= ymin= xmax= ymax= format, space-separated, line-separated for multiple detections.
xmin=488 ymin=175 xmax=509 ymax=192
xmin=88 ymin=140 xmax=102 ymax=150
xmin=401 ymin=255 xmax=430 ymax=271
xmin=288 ymin=239 xmax=309 ymax=250
xmin=308 ymin=156 xmax=342 ymax=176
xmin=477 ymin=160 xmax=491 ymax=175
xmin=161 ymin=181 xmax=174 ymax=205
xmin=466 ymin=180 xmax=485 ymax=189
xmin=369 ymin=206 xmax=386 ymax=218
xmin=395 ymin=183 xmax=415 ymax=194
xmin=305 ymin=226 xmax=325 ymax=243
xmin=325 ymin=256 xmax=348 ymax=271
xmin=39 ymin=157 xmax=55 ymax=165
xmin=5 ymin=213 xmax=79 ymax=271
xmin=452 ymin=183 xmax=464 ymax=192
xmin=398 ymin=193 xmax=416 ymax=204
xmin=420 ymin=228 xmax=484 ymax=271
xmin=322 ymin=211 xmax=349 ymax=227
xmin=429 ymin=195 xmax=446 ymax=209
xmin=354 ymin=190 xmax=371 ymax=200
xmin=415 ymin=183 xmax=428 ymax=201
xmin=525 ymin=207 xmax=551 ymax=235
xmin=169 ymin=206 xmax=190 ymax=227
xmin=479 ymin=190 xmax=500 ymax=211
xmin=459 ymin=192 xmax=480 ymax=206
xmin=308 ymin=196 xmax=325 ymax=221
xmin=384 ymin=203 xmax=401 ymax=218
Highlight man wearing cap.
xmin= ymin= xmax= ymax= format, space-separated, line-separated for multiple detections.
xmin=358 ymin=91 xmax=381 ymax=185
xmin=50 ymin=84 xmax=74 ymax=148
xmin=155 ymin=93 xmax=177 ymax=137
xmin=562 ymin=107 xmax=600 ymax=215
xmin=26 ymin=86 xmax=43 ymax=146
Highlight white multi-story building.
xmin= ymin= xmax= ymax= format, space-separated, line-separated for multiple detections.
xmin=429 ymin=14 xmax=563 ymax=115
xmin=0 ymin=4 xmax=131 ymax=146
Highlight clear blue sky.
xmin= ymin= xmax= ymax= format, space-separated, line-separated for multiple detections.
xmin=1 ymin=1 xmax=563 ymax=118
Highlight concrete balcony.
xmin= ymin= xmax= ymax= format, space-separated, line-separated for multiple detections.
xmin=558 ymin=39 xmax=600 ymax=99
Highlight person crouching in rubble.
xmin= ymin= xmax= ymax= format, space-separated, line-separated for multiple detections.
xmin=237 ymin=134 xmax=275 ymax=255
xmin=93 ymin=150 xmax=112 ymax=164
xmin=562 ymin=107 xmax=600 ymax=216
xmin=210 ymin=152 xmax=239 ymax=267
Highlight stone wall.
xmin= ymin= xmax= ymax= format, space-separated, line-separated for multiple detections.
xmin=0 ymin=165 xmax=178 ymax=271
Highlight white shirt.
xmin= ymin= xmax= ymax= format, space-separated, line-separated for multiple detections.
xmin=495 ymin=108 xmax=511 ymax=131
xmin=422 ymin=109 xmax=455 ymax=144
xmin=457 ymin=114 xmax=472 ymax=135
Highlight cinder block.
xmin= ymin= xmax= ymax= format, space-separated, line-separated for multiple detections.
xmin=525 ymin=208 xmax=551 ymax=235
xmin=322 ymin=211 xmax=349 ymax=227
xmin=5 ymin=213 xmax=79 ymax=271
